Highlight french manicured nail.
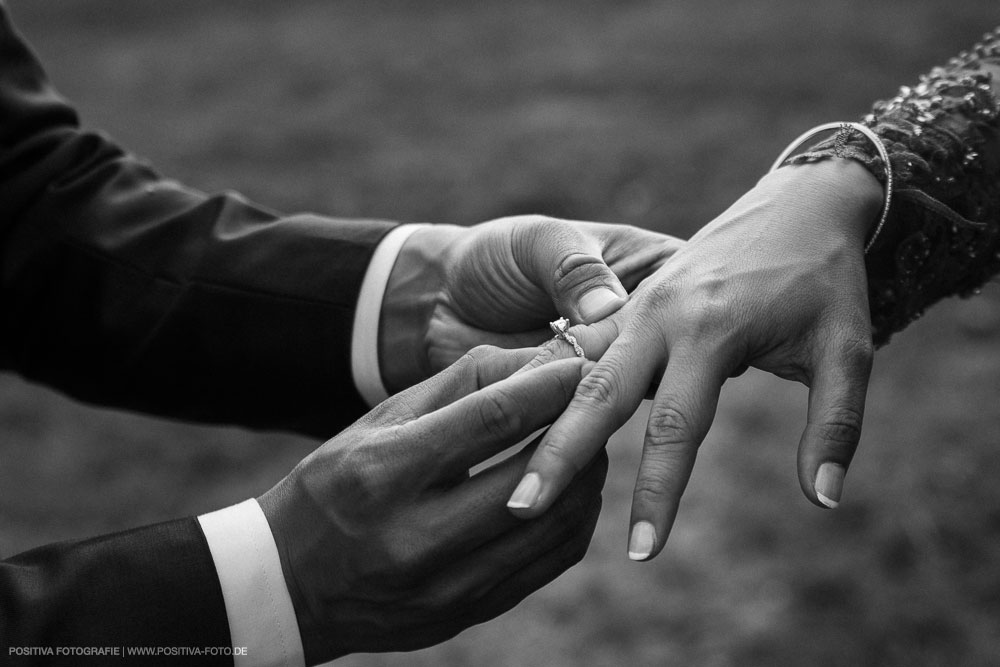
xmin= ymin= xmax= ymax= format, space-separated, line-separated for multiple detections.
xmin=578 ymin=287 xmax=625 ymax=322
xmin=507 ymin=472 xmax=542 ymax=509
xmin=628 ymin=521 xmax=656 ymax=561
xmin=815 ymin=462 xmax=845 ymax=508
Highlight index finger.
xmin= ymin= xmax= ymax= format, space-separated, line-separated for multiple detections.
xmin=368 ymin=345 xmax=540 ymax=426
xmin=405 ymin=356 xmax=595 ymax=481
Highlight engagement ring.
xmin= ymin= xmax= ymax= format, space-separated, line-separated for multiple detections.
xmin=550 ymin=317 xmax=586 ymax=359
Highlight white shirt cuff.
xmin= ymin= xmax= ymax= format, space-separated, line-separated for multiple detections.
xmin=198 ymin=500 xmax=305 ymax=667
xmin=351 ymin=223 xmax=429 ymax=407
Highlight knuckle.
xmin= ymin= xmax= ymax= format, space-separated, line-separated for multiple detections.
xmin=539 ymin=437 xmax=586 ymax=477
xmin=633 ymin=442 xmax=691 ymax=500
xmin=633 ymin=476 xmax=673 ymax=505
xmin=457 ymin=344 xmax=504 ymax=384
xmin=476 ymin=388 xmax=523 ymax=438
xmin=383 ymin=534 xmax=424 ymax=575
xmin=685 ymin=297 xmax=732 ymax=339
xmin=369 ymin=525 xmax=428 ymax=585
xmin=814 ymin=407 xmax=864 ymax=448
xmin=527 ymin=340 xmax=565 ymax=368
xmin=464 ymin=344 xmax=502 ymax=366
xmin=553 ymin=253 xmax=608 ymax=294
xmin=392 ymin=420 xmax=432 ymax=456
xmin=645 ymin=272 xmax=731 ymax=334
xmin=645 ymin=401 xmax=694 ymax=448
xmin=574 ymin=366 xmax=621 ymax=408
xmin=326 ymin=442 xmax=395 ymax=512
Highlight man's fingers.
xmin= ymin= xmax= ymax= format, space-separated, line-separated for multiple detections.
xmin=414 ymin=451 xmax=607 ymax=632
xmin=518 ymin=219 xmax=629 ymax=324
xmin=797 ymin=335 xmax=873 ymax=509
xmin=407 ymin=357 xmax=593 ymax=480
xmin=599 ymin=230 xmax=685 ymax=292
xmin=374 ymin=345 xmax=540 ymax=424
xmin=508 ymin=332 xmax=654 ymax=518
xmin=396 ymin=438 xmax=606 ymax=580
xmin=627 ymin=346 xmax=729 ymax=561
xmin=425 ymin=305 xmax=549 ymax=374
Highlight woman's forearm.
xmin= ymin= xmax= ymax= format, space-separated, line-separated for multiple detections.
xmin=779 ymin=28 xmax=1000 ymax=344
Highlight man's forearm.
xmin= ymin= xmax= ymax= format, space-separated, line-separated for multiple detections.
xmin=0 ymin=519 xmax=232 ymax=663
xmin=0 ymin=4 xmax=395 ymax=436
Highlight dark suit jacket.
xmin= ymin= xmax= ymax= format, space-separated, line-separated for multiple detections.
xmin=0 ymin=4 xmax=395 ymax=662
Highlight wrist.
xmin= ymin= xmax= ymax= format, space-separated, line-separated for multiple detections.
xmin=379 ymin=224 xmax=466 ymax=393
xmin=257 ymin=480 xmax=345 ymax=665
xmin=762 ymin=158 xmax=885 ymax=246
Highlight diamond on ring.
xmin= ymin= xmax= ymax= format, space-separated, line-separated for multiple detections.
xmin=549 ymin=317 xmax=586 ymax=359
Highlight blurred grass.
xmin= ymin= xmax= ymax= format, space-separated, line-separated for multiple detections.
xmin=4 ymin=0 xmax=1000 ymax=665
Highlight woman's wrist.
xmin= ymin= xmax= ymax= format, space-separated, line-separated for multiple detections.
xmin=760 ymin=158 xmax=885 ymax=246
xmin=379 ymin=224 xmax=466 ymax=394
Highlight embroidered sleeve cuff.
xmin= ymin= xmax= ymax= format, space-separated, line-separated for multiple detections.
xmin=350 ymin=223 xmax=429 ymax=407
xmin=198 ymin=500 xmax=305 ymax=667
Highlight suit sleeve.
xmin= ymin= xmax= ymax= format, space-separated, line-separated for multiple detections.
xmin=0 ymin=3 xmax=404 ymax=659
xmin=0 ymin=4 xmax=396 ymax=439
xmin=0 ymin=518 xmax=232 ymax=665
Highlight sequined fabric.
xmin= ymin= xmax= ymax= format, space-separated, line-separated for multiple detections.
xmin=785 ymin=28 xmax=1000 ymax=345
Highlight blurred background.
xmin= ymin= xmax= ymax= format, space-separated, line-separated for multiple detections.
xmin=4 ymin=0 xmax=1000 ymax=664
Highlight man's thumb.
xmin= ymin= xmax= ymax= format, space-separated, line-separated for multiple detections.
xmin=552 ymin=253 xmax=628 ymax=323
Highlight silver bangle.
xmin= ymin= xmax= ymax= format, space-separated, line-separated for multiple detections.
xmin=770 ymin=121 xmax=893 ymax=254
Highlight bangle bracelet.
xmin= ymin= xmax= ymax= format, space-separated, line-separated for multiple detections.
xmin=770 ymin=121 xmax=893 ymax=254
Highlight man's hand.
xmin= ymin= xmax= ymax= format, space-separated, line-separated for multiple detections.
xmin=379 ymin=215 xmax=683 ymax=392
xmin=257 ymin=346 xmax=607 ymax=665
xmin=504 ymin=159 xmax=883 ymax=561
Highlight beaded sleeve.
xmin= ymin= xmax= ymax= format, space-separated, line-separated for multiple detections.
xmin=784 ymin=28 xmax=1000 ymax=345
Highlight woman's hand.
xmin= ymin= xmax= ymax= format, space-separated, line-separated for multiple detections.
xmin=379 ymin=215 xmax=683 ymax=392
xmin=258 ymin=345 xmax=607 ymax=665
xmin=505 ymin=159 xmax=884 ymax=560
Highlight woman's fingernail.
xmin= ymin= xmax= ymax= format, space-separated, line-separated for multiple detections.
xmin=815 ymin=462 xmax=845 ymax=508
xmin=628 ymin=521 xmax=656 ymax=561
xmin=507 ymin=472 xmax=542 ymax=509
xmin=578 ymin=287 xmax=625 ymax=322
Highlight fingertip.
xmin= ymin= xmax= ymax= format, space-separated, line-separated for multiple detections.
xmin=796 ymin=415 xmax=860 ymax=509
xmin=814 ymin=461 xmax=845 ymax=509
xmin=506 ymin=459 xmax=570 ymax=520
xmin=506 ymin=472 xmax=542 ymax=511
xmin=627 ymin=520 xmax=657 ymax=561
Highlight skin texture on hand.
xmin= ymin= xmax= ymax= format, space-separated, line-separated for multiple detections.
xmin=379 ymin=216 xmax=684 ymax=393
xmin=505 ymin=159 xmax=884 ymax=561
xmin=257 ymin=345 xmax=608 ymax=665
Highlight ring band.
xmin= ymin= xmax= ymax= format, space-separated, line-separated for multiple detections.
xmin=549 ymin=317 xmax=586 ymax=359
